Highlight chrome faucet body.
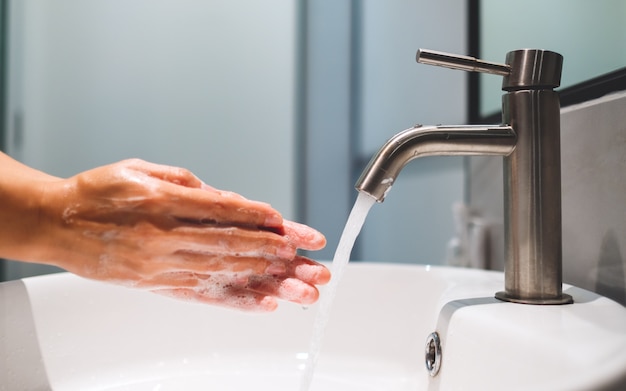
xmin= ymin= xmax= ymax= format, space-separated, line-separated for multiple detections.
xmin=356 ymin=48 xmax=573 ymax=305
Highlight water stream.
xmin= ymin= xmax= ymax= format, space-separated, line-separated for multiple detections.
xmin=299 ymin=192 xmax=377 ymax=391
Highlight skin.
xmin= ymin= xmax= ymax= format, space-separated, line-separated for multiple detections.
xmin=0 ymin=152 xmax=330 ymax=311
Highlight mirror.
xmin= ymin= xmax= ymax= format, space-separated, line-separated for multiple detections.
xmin=478 ymin=0 xmax=626 ymax=118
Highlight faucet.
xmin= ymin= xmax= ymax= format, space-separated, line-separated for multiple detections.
xmin=356 ymin=48 xmax=573 ymax=305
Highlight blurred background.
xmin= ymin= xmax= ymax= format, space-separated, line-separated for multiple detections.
xmin=1 ymin=0 xmax=624 ymax=299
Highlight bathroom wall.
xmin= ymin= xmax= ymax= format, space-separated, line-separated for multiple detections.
xmin=468 ymin=91 xmax=626 ymax=305
xmin=299 ymin=0 xmax=468 ymax=263
xmin=2 ymin=0 xmax=298 ymax=279
xmin=354 ymin=0 xmax=467 ymax=264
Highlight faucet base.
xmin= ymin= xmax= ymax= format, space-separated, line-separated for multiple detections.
xmin=495 ymin=291 xmax=574 ymax=305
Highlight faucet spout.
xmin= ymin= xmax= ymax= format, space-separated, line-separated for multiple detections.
xmin=355 ymin=124 xmax=516 ymax=202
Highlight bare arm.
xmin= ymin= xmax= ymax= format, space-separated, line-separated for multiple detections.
xmin=0 ymin=152 xmax=329 ymax=311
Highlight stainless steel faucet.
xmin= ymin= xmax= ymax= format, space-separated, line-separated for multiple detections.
xmin=356 ymin=48 xmax=573 ymax=305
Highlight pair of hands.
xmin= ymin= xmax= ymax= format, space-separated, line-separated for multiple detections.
xmin=2 ymin=156 xmax=330 ymax=312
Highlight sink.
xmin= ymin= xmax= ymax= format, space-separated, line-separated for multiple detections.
xmin=2 ymin=263 xmax=625 ymax=390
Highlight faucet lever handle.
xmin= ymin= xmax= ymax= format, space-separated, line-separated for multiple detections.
xmin=416 ymin=49 xmax=510 ymax=76
xmin=418 ymin=48 xmax=563 ymax=90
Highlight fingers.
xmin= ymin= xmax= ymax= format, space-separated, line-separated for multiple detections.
xmin=152 ymin=225 xmax=297 ymax=262
xmin=138 ymin=256 xmax=329 ymax=311
xmin=125 ymin=159 xmax=284 ymax=228
xmin=157 ymin=217 xmax=325 ymax=262
xmin=282 ymin=220 xmax=326 ymax=251
xmin=123 ymin=159 xmax=205 ymax=189
xmin=151 ymin=277 xmax=317 ymax=312
xmin=148 ymin=272 xmax=318 ymax=312
xmin=152 ymin=287 xmax=279 ymax=312
xmin=125 ymin=160 xmax=330 ymax=247
xmin=138 ymin=254 xmax=329 ymax=287
xmin=244 ymin=275 xmax=320 ymax=305
xmin=160 ymin=252 xmax=290 ymax=276
xmin=141 ymin=273 xmax=278 ymax=312
xmin=161 ymin=183 xmax=284 ymax=228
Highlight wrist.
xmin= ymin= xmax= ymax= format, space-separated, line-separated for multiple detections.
xmin=0 ymin=173 xmax=65 ymax=264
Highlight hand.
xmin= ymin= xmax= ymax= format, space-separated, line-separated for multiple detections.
xmin=32 ymin=159 xmax=329 ymax=311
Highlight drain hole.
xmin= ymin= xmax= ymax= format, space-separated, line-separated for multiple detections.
xmin=425 ymin=332 xmax=441 ymax=377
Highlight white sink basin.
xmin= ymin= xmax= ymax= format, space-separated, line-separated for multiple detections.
xmin=2 ymin=263 xmax=625 ymax=390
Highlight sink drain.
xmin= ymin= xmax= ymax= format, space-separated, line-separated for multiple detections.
xmin=425 ymin=332 xmax=442 ymax=377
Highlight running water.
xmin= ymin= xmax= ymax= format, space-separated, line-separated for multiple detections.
xmin=299 ymin=192 xmax=377 ymax=391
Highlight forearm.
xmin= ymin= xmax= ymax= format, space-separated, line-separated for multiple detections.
xmin=0 ymin=152 xmax=62 ymax=262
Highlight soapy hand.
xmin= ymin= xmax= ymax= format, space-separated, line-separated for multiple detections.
xmin=0 ymin=156 xmax=329 ymax=311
